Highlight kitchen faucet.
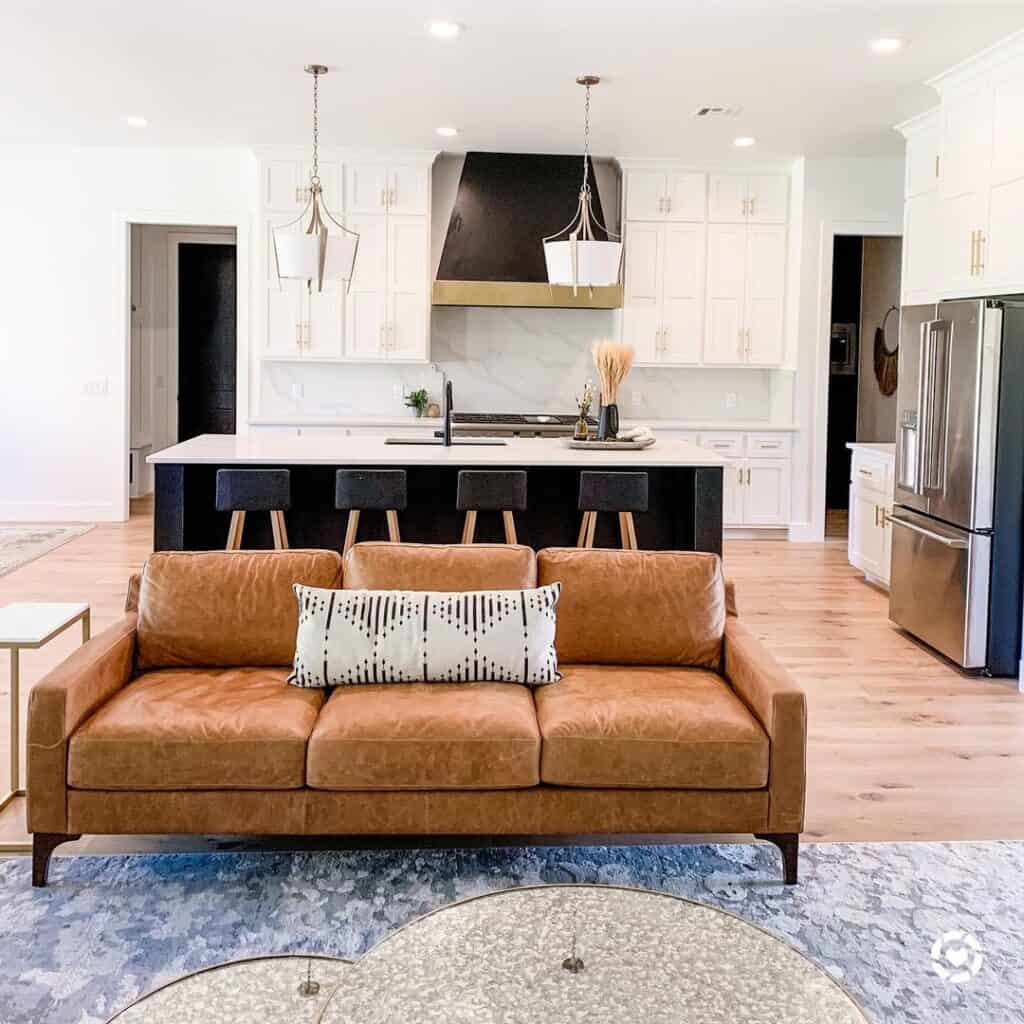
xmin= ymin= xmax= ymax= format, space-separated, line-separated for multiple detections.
xmin=444 ymin=379 xmax=454 ymax=447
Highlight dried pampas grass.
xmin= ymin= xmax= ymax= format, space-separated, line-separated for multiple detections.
xmin=591 ymin=339 xmax=634 ymax=405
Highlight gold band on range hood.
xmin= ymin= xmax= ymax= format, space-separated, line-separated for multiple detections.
xmin=431 ymin=280 xmax=623 ymax=309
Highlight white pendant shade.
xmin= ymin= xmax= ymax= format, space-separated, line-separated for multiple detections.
xmin=544 ymin=239 xmax=623 ymax=287
xmin=275 ymin=229 xmax=358 ymax=287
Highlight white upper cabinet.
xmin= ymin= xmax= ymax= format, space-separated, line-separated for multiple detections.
xmin=625 ymin=170 xmax=706 ymax=221
xmin=622 ymin=222 xmax=663 ymax=362
xmin=388 ymin=166 xmax=429 ymax=216
xmin=660 ymin=223 xmax=706 ymax=364
xmin=386 ymin=216 xmax=429 ymax=359
xmin=703 ymin=222 xmax=785 ymax=365
xmin=346 ymin=163 xmax=429 ymax=217
xmin=899 ymin=36 xmax=1024 ymax=301
xmin=708 ymin=174 xmax=787 ymax=223
xmin=264 ymin=158 xmax=342 ymax=211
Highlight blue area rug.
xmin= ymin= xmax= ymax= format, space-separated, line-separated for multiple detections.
xmin=1 ymin=841 xmax=1022 ymax=1023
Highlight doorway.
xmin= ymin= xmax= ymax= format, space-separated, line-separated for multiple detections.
xmin=823 ymin=234 xmax=902 ymax=538
xmin=128 ymin=225 xmax=237 ymax=497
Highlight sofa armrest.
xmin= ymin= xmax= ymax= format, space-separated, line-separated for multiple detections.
xmin=27 ymin=613 xmax=137 ymax=833
xmin=723 ymin=618 xmax=806 ymax=833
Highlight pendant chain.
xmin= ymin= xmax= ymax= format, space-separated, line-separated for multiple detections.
xmin=310 ymin=69 xmax=321 ymax=188
xmin=581 ymin=84 xmax=591 ymax=197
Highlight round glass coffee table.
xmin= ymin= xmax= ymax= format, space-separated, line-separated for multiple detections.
xmin=110 ymin=885 xmax=870 ymax=1023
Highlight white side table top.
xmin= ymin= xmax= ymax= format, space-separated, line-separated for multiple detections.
xmin=0 ymin=602 xmax=90 ymax=647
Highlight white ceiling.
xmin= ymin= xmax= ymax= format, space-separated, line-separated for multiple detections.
xmin=1 ymin=1 xmax=1022 ymax=160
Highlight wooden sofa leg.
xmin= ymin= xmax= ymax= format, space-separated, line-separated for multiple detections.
xmin=32 ymin=833 xmax=80 ymax=888
xmin=755 ymin=832 xmax=799 ymax=885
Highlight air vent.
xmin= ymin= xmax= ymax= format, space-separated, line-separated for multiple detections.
xmin=693 ymin=105 xmax=742 ymax=118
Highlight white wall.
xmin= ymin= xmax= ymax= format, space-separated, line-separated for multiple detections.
xmin=788 ymin=155 xmax=905 ymax=540
xmin=0 ymin=145 xmax=254 ymax=521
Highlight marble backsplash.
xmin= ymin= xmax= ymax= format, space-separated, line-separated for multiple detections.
xmin=259 ymin=307 xmax=793 ymax=423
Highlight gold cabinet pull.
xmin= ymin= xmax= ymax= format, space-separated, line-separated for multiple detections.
xmin=976 ymin=230 xmax=985 ymax=275
xmin=969 ymin=230 xmax=979 ymax=275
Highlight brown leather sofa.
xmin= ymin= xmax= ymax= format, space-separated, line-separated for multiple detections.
xmin=27 ymin=544 xmax=806 ymax=886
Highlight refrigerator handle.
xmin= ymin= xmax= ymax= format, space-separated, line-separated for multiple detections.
xmin=921 ymin=319 xmax=951 ymax=494
xmin=912 ymin=320 xmax=932 ymax=494
xmin=889 ymin=514 xmax=968 ymax=549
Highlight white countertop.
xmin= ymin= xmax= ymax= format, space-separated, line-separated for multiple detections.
xmin=248 ymin=415 xmax=800 ymax=432
xmin=846 ymin=442 xmax=896 ymax=456
xmin=148 ymin=434 xmax=728 ymax=468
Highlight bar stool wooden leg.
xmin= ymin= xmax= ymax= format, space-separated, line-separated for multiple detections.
xmin=626 ymin=513 xmax=639 ymax=550
xmin=502 ymin=511 xmax=518 ymax=545
xmin=461 ymin=510 xmax=477 ymax=544
xmin=276 ymin=511 xmax=290 ymax=549
xmin=618 ymin=512 xmax=631 ymax=550
xmin=386 ymin=510 xmax=401 ymax=543
xmin=226 ymin=511 xmax=245 ymax=551
xmin=343 ymin=509 xmax=361 ymax=555
xmin=577 ymin=513 xmax=589 ymax=547
xmin=584 ymin=511 xmax=597 ymax=548
xmin=270 ymin=510 xmax=287 ymax=550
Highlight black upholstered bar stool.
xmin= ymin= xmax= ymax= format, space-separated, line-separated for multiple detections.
xmin=215 ymin=468 xmax=291 ymax=550
xmin=336 ymin=469 xmax=408 ymax=555
xmin=577 ymin=470 xmax=648 ymax=550
xmin=456 ymin=470 xmax=527 ymax=544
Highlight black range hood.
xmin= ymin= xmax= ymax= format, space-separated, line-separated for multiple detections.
xmin=432 ymin=151 xmax=623 ymax=309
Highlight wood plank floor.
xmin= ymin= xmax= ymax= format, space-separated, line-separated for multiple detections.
xmin=1 ymin=498 xmax=1023 ymax=846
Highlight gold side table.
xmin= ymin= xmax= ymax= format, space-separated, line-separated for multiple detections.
xmin=0 ymin=603 xmax=90 ymax=839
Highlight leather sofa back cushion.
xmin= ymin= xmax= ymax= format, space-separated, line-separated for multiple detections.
xmin=344 ymin=543 xmax=536 ymax=592
xmin=538 ymin=548 xmax=725 ymax=667
xmin=136 ymin=550 xmax=343 ymax=669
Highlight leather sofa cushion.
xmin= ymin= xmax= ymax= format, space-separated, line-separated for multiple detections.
xmin=538 ymin=548 xmax=725 ymax=667
xmin=136 ymin=550 xmax=342 ymax=669
xmin=307 ymin=683 xmax=540 ymax=790
xmin=344 ymin=542 xmax=536 ymax=592
xmin=68 ymin=667 xmax=324 ymax=790
xmin=535 ymin=664 xmax=768 ymax=789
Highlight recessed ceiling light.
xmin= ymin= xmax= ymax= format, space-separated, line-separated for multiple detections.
xmin=870 ymin=37 xmax=903 ymax=54
xmin=436 ymin=126 xmax=460 ymax=138
xmin=428 ymin=20 xmax=461 ymax=38
xmin=124 ymin=115 xmax=148 ymax=128
xmin=733 ymin=136 xmax=756 ymax=148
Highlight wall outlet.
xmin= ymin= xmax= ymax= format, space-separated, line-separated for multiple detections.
xmin=725 ymin=391 xmax=738 ymax=409
xmin=631 ymin=390 xmax=644 ymax=406
xmin=291 ymin=381 xmax=304 ymax=400
xmin=392 ymin=383 xmax=404 ymax=402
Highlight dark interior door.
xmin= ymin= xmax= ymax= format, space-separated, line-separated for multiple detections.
xmin=177 ymin=242 xmax=237 ymax=441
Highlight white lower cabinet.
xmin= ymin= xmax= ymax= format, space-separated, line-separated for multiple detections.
xmin=697 ymin=431 xmax=792 ymax=529
xmin=847 ymin=446 xmax=895 ymax=587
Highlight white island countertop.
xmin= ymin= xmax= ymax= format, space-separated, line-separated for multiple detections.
xmin=149 ymin=434 xmax=728 ymax=468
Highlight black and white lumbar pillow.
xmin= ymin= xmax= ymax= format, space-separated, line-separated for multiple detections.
xmin=289 ymin=583 xmax=561 ymax=688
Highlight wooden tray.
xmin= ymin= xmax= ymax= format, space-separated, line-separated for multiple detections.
xmin=562 ymin=437 xmax=656 ymax=450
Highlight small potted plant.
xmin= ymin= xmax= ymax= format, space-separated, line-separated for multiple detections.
xmin=405 ymin=388 xmax=430 ymax=418
xmin=574 ymin=381 xmax=595 ymax=440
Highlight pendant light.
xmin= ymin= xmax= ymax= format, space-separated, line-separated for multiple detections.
xmin=273 ymin=65 xmax=359 ymax=293
xmin=543 ymin=75 xmax=622 ymax=292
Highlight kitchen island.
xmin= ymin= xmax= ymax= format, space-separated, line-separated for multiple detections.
xmin=149 ymin=434 xmax=726 ymax=554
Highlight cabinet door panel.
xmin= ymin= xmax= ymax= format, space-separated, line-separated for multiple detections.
xmin=625 ymin=172 xmax=667 ymax=220
xmin=266 ymin=280 xmax=306 ymax=356
xmin=708 ymin=174 xmax=748 ymax=223
xmin=905 ymin=115 xmax=941 ymax=198
xmin=264 ymin=160 xmax=304 ymax=210
xmin=991 ymin=65 xmax=1024 ymax=187
xmin=940 ymin=84 xmax=992 ymax=200
xmin=746 ymin=175 xmax=788 ymax=224
xmin=387 ymin=216 xmax=429 ymax=360
xmin=307 ymin=285 xmax=344 ymax=358
xmin=346 ymin=164 xmax=390 ymax=215
xmin=704 ymin=224 xmax=746 ymax=363
xmin=722 ymin=462 xmax=744 ymax=526
xmin=849 ymin=486 xmax=885 ymax=577
xmin=941 ymin=190 xmax=988 ymax=294
xmin=622 ymin=222 xmax=663 ymax=362
xmin=744 ymin=225 xmax=786 ymax=365
xmin=744 ymin=458 xmax=790 ymax=526
xmin=344 ymin=215 xmax=388 ymax=359
xmin=661 ymin=223 xmax=705 ymax=364
xmin=665 ymin=172 xmax=706 ymax=222
xmin=389 ymin=166 xmax=429 ymax=216
xmin=901 ymin=193 xmax=942 ymax=302
xmin=984 ymin=176 xmax=1024 ymax=291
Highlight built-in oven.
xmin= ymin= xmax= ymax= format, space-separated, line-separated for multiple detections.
xmin=830 ymin=323 xmax=858 ymax=375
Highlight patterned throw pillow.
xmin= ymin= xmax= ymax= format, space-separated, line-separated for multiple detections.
xmin=289 ymin=583 xmax=561 ymax=688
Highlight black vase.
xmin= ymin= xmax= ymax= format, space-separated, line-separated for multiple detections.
xmin=597 ymin=403 xmax=619 ymax=441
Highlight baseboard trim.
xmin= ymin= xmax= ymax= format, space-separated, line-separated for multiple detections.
xmin=0 ymin=501 xmax=118 ymax=523
xmin=724 ymin=528 xmax=790 ymax=540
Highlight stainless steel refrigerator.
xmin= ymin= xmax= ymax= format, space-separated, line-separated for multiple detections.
xmin=889 ymin=298 xmax=1024 ymax=675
